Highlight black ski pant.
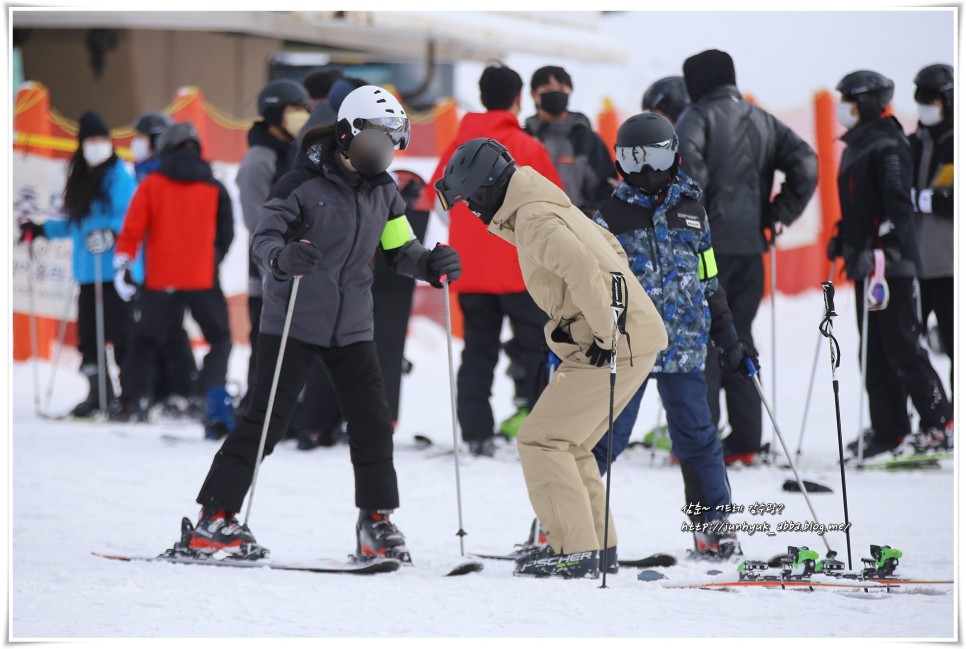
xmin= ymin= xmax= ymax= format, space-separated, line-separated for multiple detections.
xmin=124 ymin=287 xmax=230 ymax=402
xmin=920 ymin=276 xmax=953 ymax=395
xmin=239 ymin=296 xmax=262 ymax=412
xmin=457 ymin=291 xmax=549 ymax=442
xmin=135 ymin=288 xmax=195 ymax=402
xmin=855 ymin=278 xmax=951 ymax=445
xmin=197 ymin=335 xmax=398 ymax=513
xmin=77 ymin=282 xmax=130 ymax=371
xmin=704 ymin=254 xmax=763 ymax=454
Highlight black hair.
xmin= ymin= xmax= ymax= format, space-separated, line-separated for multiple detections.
xmin=63 ymin=148 xmax=116 ymax=223
xmin=479 ymin=63 xmax=523 ymax=111
xmin=303 ymin=67 xmax=345 ymax=100
xmin=530 ymin=65 xmax=572 ymax=91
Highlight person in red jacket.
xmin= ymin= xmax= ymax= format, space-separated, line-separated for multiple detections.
xmin=113 ymin=121 xmax=235 ymax=437
xmin=428 ymin=63 xmax=565 ymax=456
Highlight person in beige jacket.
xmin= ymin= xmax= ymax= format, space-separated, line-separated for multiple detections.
xmin=435 ymin=138 xmax=668 ymax=578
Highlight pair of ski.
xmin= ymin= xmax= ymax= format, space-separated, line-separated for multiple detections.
xmin=470 ymin=550 xmax=678 ymax=569
xmin=93 ymin=550 xmax=483 ymax=577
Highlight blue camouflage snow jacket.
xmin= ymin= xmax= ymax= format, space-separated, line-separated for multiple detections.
xmin=593 ymin=172 xmax=733 ymax=373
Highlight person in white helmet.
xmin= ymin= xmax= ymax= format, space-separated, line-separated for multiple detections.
xmin=178 ymin=86 xmax=462 ymax=564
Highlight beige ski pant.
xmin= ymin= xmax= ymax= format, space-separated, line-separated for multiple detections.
xmin=517 ymin=341 xmax=654 ymax=554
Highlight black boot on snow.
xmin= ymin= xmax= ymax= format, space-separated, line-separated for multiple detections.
xmin=846 ymin=428 xmax=899 ymax=459
xmin=513 ymin=545 xmax=601 ymax=579
xmin=181 ymin=508 xmax=268 ymax=560
xmin=602 ymin=546 xmax=619 ymax=575
xmin=108 ymin=397 xmax=149 ymax=423
xmin=692 ymin=521 xmax=742 ymax=560
xmin=70 ymin=364 xmax=113 ymax=418
xmin=356 ymin=509 xmax=411 ymax=564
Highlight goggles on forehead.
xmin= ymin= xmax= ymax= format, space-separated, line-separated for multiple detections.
xmin=360 ymin=116 xmax=411 ymax=150
xmin=615 ymin=136 xmax=678 ymax=173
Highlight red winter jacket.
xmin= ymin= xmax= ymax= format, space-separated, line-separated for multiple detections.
xmin=428 ymin=111 xmax=564 ymax=294
xmin=117 ymin=148 xmax=234 ymax=291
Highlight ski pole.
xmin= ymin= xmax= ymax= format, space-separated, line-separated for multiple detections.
xmin=442 ymin=276 xmax=469 ymax=556
xmin=93 ymin=250 xmax=109 ymax=418
xmin=42 ymin=282 xmax=77 ymax=416
xmin=244 ymin=274 xmax=301 ymax=527
xmin=744 ymin=357 xmax=834 ymax=556
xmin=768 ymin=234 xmax=778 ymax=463
xmin=857 ymin=276 xmax=870 ymax=464
xmin=795 ymin=262 xmax=837 ymax=456
xmin=22 ymin=231 xmax=43 ymax=417
xmin=819 ymin=281 xmax=854 ymax=570
xmin=601 ymin=271 xmax=626 ymax=589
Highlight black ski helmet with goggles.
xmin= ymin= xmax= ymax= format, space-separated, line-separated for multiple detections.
xmin=434 ymin=138 xmax=517 ymax=224
xmin=614 ymin=112 xmax=680 ymax=194
xmin=333 ymin=85 xmax=410 ymax=176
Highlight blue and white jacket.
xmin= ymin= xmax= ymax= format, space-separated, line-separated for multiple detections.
xmin=44 ymin=157 xmax=138 ymax=285
xmin=593 ymin=171 xmax=736 ymax=373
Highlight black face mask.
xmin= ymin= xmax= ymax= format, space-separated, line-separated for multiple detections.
xmin=539 ymin=91 xmax=569 ymax=116
xmin=347 ymin=129 xmax=395 ymax=177
xmin=616 ymin=161 xmax=674 ymax=194
xmin=467 ymin=197 xmax=496 ymax=224
xmin=465 ymin=166 xmax=516 ymax=225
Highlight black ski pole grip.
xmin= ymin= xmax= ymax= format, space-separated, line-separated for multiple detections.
xmin=610 ymin=271 xmax=625 ymax=309
xmin=821 ymin=281 xmax=837 ymax=318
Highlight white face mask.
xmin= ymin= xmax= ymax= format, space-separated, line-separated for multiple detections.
xmin=836 ymin=102 xmax=859 ymax=130
xmin=83 ymin=141 xmax=113 ymax=167
xmin=130 ymin=136 xmax=152 ymax=163
xmin=917 ymin=102 xmax=943 ymax=127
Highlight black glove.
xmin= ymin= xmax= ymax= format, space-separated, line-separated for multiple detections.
xmin=272 ymin=240 xmax=323 ymax=279
xmin=399 ymin=179 xmax=422 ymax=215
xmin=424 ymin=243 xmax=461 ymax=288
xmin=585 ymin=339 xmax=611 ymax=367
xmin=18 ymin=220 xmax=45 ymax=244
xmin=826 ymin=236 xmax=842 ymax=261
xmin=85 ymin=228 xmax=116 ymax=254
xmin=719 ymin=339 xmax=760 ymax=377
xmin=845 ymin=250 xmax=874 ymax=281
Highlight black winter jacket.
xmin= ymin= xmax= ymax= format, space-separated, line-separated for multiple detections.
xmin=835 ymin=116 xmax=920 ymax=279
xmin=676 ymin=85 xmax=818 ymax=255
xmin=251 ymin=137 xmax=431 ymax=347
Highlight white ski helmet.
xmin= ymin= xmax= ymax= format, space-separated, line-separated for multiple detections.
xmin=336 ymin=85 xmax=410 ymax=152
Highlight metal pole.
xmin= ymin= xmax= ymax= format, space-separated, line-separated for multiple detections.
xmin=857 ymin=277 xmax=870 ymax=464
xmin=769 ymin=242 xmax=777 ymax=462
xmin=443 ymin=279 xmax=468 ymax=556
xmin=42 ymin=283 xmax=77 ymax=415
xmin=795 ymin=263 xmax=837 ymax=456
xmin=93 ymin=252 xmax=108 ymax=417
xmin=24 ymin=234 xmax=41 ymax=416
xmin=601 ymin=272 xmax=625 ymax=589
xmin=746 ymin=358 xmax=833 ymax=555
xmin=243 ymin=275 xmax=300 ymax=527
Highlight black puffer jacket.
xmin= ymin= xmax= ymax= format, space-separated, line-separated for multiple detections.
xmin=676 ymin=85 xmax=818 ymax=255
xmin=252 ymin=136 xmax=431 ymax=347
xmin=835 ymin=116 xmax=920 ymax=279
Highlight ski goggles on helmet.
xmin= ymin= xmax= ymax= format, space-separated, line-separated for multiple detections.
xmin=615 ymin=136 xmax=679 ymax=173
xmin=359 ymin=116 xmax=411 ymax=150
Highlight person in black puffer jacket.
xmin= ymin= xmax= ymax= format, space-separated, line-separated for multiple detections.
xmin=828 ymin=69 xmax=952 ymax=459
xmin=676 ymin=49 xmax=818 ymax=464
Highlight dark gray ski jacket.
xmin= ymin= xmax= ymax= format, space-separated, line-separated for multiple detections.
xmin=252 ymin=137 xmax=431 ymax=347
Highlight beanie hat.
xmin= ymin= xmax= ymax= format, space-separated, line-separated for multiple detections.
xmin=682 ymin=49 xmax=737 ymax=103
xmin=77 ymin=111 xmax=109 ymax=142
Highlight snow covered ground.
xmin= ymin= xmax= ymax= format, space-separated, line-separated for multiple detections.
xmin=8 ymin=287 xmax=956 ymax=640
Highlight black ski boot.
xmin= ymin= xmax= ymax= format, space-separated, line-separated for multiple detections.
xmin=180 ymin=508 xmax=268 ymax=559
xmin=692 ymin=520 xmax=742 ymax=560
xmin=108 ymin=396 xmax=149 ymax=423
xmin=846 ymin=428 xmax=899 ymax=458
xmin=70 ymin=364 xmax=113 ymax=418
xmin=356 ymin=509 xmax=411 ymax=564
xmin=602 ymin=546 xmax=619 ymax=575
xmin=513 ymin=545 xmax=601 ymax=579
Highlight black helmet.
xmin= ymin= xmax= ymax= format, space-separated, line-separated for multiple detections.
xmin=836 ymin=70 xmax=894 ymax=123
xmin=258 ymin=79 xmax=311 ymax=126
xmin=914 ymin=63 xmax=953 ymax=110
xmin=157 ymin=121 xmax=200 ymax=156
xmin=132 ymin=111 xmax=173 ymax=137
xmin=614 ymin=113 xmax=679 ymax=193
xmin=642 ymin=76 xmax=691 ymax=123
xmin=434 ymin=138 xmax=517 ymax=223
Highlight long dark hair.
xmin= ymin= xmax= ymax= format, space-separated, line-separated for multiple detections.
xmin=63 ymin=148 xmax=117 ymax=223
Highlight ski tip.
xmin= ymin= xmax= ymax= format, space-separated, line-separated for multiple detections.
xmin=638 ymin=569 xmax=668 ymax=582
